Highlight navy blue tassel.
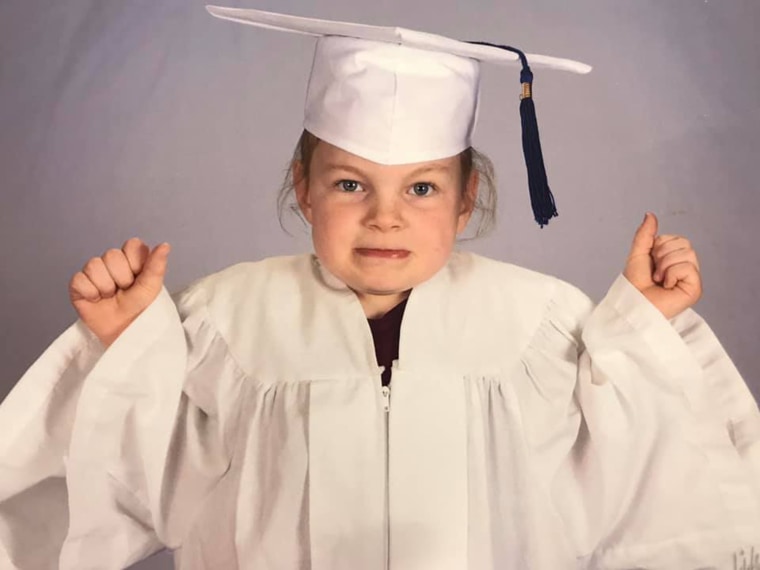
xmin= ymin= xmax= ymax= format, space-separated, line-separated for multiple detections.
xmin=468 ymin=42 xmax=558 ymax=227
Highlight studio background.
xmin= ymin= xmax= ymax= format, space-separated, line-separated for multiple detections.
xmin=1 ymin=1 xmax=758 ymax=568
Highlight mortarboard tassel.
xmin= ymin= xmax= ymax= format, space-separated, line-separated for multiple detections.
xmin=468 ymin=42 xmax=558 ymax=227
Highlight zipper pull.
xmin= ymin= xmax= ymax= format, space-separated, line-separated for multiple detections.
xmin=381 ymin=385 xmax=391 ymax=412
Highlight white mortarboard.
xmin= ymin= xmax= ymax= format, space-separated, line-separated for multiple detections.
xmin=206 ymin=6 xmax=591 ymax=227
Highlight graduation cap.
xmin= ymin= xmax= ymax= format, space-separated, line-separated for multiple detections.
xmin=206 ymin=6 xmax=592 ymax=227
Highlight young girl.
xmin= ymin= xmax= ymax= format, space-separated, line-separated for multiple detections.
xmin=1 ymin=6 xmax=759 ymax=570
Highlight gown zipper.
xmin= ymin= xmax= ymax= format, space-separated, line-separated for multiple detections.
xmin=381 ymin=382 xmax=391 ymax=570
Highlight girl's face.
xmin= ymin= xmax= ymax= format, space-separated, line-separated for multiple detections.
xmin=295 ymin=140 xmax=477 ymax=316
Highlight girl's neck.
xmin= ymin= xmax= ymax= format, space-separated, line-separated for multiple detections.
xmin=356 ymin=289 xmax=411 ymax=319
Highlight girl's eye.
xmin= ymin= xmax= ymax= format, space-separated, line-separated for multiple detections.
xmin=336 ymin=180 xmax=363 ymax=192
xmin=409 ymin=182 xmax=435 ymax=197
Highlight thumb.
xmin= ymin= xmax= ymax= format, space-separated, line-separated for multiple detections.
xmin=134 ymin=242 xmax=171 ymax=293
xmin=628 ymin=212 xmax=658 ymax=258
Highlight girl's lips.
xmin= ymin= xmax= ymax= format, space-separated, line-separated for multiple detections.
xmin=355 ymin=248 xmax=410 ymax=259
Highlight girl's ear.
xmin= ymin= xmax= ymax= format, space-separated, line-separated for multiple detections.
xmin=293 ymin=160 xmax=313 ymax=223
xmin=457 ymin=169 xmax=479 ymax=233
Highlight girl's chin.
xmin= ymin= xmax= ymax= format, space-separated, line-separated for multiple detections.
xmin=348 ymin=284 xmax=412 ymax=297
xmin=343 ymin=269 xmax=437 ymax=295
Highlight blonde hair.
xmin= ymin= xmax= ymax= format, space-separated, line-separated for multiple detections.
xmin=277 ymin=130 xmax=498 ymax=238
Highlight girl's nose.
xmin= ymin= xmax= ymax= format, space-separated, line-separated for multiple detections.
xmin=364 ymin=194 xmax=404 ymax=231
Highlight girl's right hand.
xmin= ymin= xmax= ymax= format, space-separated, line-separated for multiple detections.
xmin=69 ymin=238 xmax=171 ymax=348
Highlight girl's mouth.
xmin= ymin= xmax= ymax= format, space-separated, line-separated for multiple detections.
xmin=355 ymin=248 xmax=410 ymax=259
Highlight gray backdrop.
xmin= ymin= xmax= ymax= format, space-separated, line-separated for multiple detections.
xmin=1 ymin=1 xmax=758 ymax=568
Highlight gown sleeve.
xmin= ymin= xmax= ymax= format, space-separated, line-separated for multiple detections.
xmin=0 ymin=284 xmax=243 ymax=569
xmin=561 ymin=274 xmax=760 ymax=568
xmin=0 ymin=319 xmax=105 ymax=570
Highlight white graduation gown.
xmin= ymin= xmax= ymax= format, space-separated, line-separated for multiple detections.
xmin=0 ymin=252 xmax=759 ymax=570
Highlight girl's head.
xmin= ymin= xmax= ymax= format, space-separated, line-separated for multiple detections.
xmin=207 ymin=10 xmax=584 ymax=310
xmin=278 ymin=130 xmax=496 ymax=312
xmin=211 ymin=11 xmax=593 ymax=294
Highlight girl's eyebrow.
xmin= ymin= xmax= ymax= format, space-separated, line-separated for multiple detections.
xmin=322 ymin=164 xmax=366 ymax=177
xmin=406 ymin=164 xmax=451 ymax=176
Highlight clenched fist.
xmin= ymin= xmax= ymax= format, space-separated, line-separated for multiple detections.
xmin=69 ymin=238 xmax=171 ymax=347
xmin=623 ymin=213 xmax=702 ymax=319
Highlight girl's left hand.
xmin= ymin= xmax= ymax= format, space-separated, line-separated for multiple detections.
xmin=623 ymin=212 xmax=702 ymax=320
